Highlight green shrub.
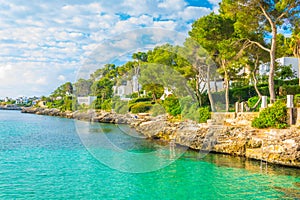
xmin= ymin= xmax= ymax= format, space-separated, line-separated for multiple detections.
xmin=163 ymin=95 xmax=181 ymax=116
xmin=279 ymin=85 xmax=300 ymax=96
xmin=180 ymin=96 xmax=201 ymax=121
xmin=150 ymin=103 xmax=166 ymax=116
xmin=131 ymin=102 xmax=152 ymax=114
xmin=129 ymin=92 xmax=139 ymax=98
xmin=46 ymin=102 xmax=54 ymax=108
xmin=252 ymin=101 xmax=287 ymax=129
xmin=275 ymin=78 xmax=299 ymax=86
xmin=129 ymin=97 xmax=152 ymax=105
xmin=198 ymin=107 xmax=211 ymax=123
xmin=247 ymin=96 xmax=260 ymax=109
xmin=247 ymin=96 xmax=270 ymax=111
xmin=113 ymin=100 xmax=128 ymax=114
xmin=294 ymin=94 xmax=300 ymax=108
xmin=101 ymin=99 xmax=112 ymax=111
xmin=60 ymin=97 xmax=72 ymax=111
xmin=92 ymin=98 xmax=101 ymax=109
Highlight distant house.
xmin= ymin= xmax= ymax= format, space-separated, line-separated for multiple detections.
xmin=113 ymin=76 xmax=141 ymax=100
xmin=259 ymin=57 xmax=299 ymax=78
xmin=15 ymin=99 xmax=21 ymax=104
xmin=15 ymin=96 xmax=28 ymax=105
xmin=77 ymin=96 xmax=97 ymax=106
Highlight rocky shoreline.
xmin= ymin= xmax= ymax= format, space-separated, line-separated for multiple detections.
xmin=0 ymin=105 xmax=22 ymax=110
xmin=21 ymin=107 xmax=300 ymax=168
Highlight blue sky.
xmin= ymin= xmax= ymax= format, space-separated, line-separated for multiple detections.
xmin=0 ymin=0 xmax=221 ymax=98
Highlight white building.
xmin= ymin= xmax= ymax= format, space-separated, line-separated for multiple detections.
xmin=113 ymin=76 xmax=141 ymax=100
xmin=77 ymin=96 xmax=97 ymax=106
xmin=15 ymin=97 xmax=28 ymax=105
xmin=259 ymin=57 xmax=299 ymax=78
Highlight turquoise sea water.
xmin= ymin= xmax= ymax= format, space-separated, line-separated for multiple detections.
xmin=0 ymin=110 xmax=300 ymax=199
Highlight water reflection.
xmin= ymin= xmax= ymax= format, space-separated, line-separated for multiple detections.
xmin=179 ymin=148 xmax=300 ymax=198
xmin=177 ymin=149 xmax=300 ymax=177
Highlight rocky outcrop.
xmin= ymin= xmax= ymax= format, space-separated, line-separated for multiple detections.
xmin=141 ymin=121 xmax=300 ymax=168
xmin=22 ymin=107 xmax=61 ymax=116
xmin=0 ymin=105 xmax=22 ymax=110
xmin=129 ymin=115 xmax=300 ymax=168
xmin=21 ymin=107 xmax=133 ymax=124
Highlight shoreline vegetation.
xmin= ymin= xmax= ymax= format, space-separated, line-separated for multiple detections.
xmin=21 ymin=107 xmax=300 ymax=168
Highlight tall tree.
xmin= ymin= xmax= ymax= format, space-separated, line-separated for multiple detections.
xmin=241 ymin=44 xmax=269 ymax=109
xmin=182 ymin=38 xmax=216 ymax=110
xmin=220 ymin=0 xmax=300 ymax=102
xmin=189 ymin=13 xmax=239 ymax=111
xmin=51 ymin=82 xmax=73 ymax=98
xmin=74 ymin=78 xmax=93 ymax=97
xmin=146 ymin=44 xmax=198 ymax=103
xmin=90 ymin=64 xmax=117 ymax=81
xmin=91 ymin=77 xmax=114 ymax=102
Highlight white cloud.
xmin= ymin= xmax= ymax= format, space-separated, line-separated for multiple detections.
xmin=158 ymin=0 xmax=187 ymax=10
xmin=153 ymin=20 xmax=177 ymax=30
xmin=112 ymin=15 xmax=154 ymax=34
xmin=0 ymin=0 xmax=214 ymax=98
xmin=58 ymin=75 xmax=66 ymax=81
xmin=36 ymin=77 xmax=47 ymax=85
xmin=0 ymin=62 xmax=77 ymax=98
xmin=179 ymin=6 xmax=212 ymax=21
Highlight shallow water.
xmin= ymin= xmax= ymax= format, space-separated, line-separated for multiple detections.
xmin=0 ymin=110 xmax=299 ymax=199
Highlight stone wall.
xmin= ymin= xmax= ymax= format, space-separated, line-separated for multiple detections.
xmin=211 ymin=112 xmax=259 ymax=126
xmin=236 ymin=112 xmax=259 ymax=121
xmin=211 ymin=112 xmax=236 ymax=124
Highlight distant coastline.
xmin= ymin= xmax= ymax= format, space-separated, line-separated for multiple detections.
xmin=0 ymin=105 xmax=22 ymax=110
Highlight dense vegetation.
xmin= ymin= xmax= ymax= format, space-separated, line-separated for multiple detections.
xmin=252 ymin=101 xmax=288 ymax=129
xmin=40 ymin=1 xmax=299 ymax=127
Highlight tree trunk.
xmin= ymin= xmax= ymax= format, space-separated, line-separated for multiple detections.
xmin=225 ymin=78 xmax=229 ymax=112
xmin=222 ymin=60 xmax=230 ymax=112
xmin=152 ymin=92 xmax=157 ymax=102
xmin=207 ymin=65 xmax=216 ymax=112
xmin=195 ymin=75 xmax=202 ymax=107
xmin=269 ymin=27 xmax=277 ymax=103
xmin=259 ymin=4 xmax=277 ymax=103
xmin=252 ymin=69 xmax=262 ymax=110
xmin=294 ymin=41 xmax=300 ymax=85
xmin=253 ymin=59 xmax=262 ymax=98
xmin=136 ymin=66 xmax=140 ymax=98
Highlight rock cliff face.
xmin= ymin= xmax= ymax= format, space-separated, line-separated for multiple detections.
xmin=21 ymin=107 xmax=300 ymax=168
xmin=135 ymin=120 xmax=300 ymax=168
